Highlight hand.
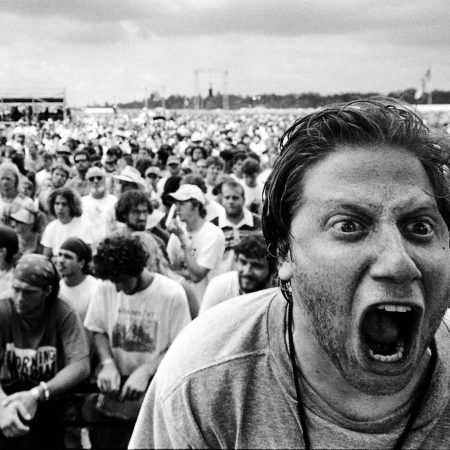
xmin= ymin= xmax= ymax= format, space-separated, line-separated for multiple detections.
xmin=119 ymin=365 xmax=153 ymax=401
xmin=97 ymin=360 xmax=121 ymax=393
xmin=0 ymin=399 xmax=32 ymax=438
xmin=2 ymin=391 xmax=38 ymax=420
xmin=167 ymin=216 xmax=186 ymax=240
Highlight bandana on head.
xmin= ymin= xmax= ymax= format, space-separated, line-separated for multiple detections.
xmin=13 ymin=254 xmax=56 ymax=288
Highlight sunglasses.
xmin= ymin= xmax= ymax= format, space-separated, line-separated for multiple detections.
xmin=88 ymin=176 xmax=104 ymax=182
xmin=75 ymin=159 xmax=88 ymax=163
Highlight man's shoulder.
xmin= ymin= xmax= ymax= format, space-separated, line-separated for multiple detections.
xmin=156 ymin=288 xmax=281 ymax=394
xmin=151 ymin=273 xmax=185 ymax=297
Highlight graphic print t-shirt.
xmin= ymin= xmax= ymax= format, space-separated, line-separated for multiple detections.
xmin=0 ymin=297 xmax=89 ymax=390
xmin=84 ymin=274 xmax=190 ymax=376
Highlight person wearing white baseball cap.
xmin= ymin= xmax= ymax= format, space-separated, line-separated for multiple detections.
xmin=166 ymin=184 xmax=225 ymax=316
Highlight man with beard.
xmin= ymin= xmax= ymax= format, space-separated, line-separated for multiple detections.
xmin=130 ymin=99 xmax=450 ymax=449
xmin=66 ymin=150 xmax=91 ymax=197
xmin=200 ymin=235 xmax=274 ymax=313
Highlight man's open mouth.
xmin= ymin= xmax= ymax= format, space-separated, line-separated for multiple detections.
xmin=360 ymin=304 xmax=421 ymax=363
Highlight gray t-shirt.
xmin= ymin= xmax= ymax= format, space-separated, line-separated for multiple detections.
xmin=130 ymin=289 xmax=450 ymax=449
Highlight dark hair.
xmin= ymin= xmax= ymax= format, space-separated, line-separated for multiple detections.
xmin=161 ymin=176 xmax=182 ymax=207
xmin=262 ymin=97 xmax=450 ymax=262
xmin=115 ymin=190 xmax=153 ymax=223
xmin=106 ymin=146 xmax=122 ymax=159
xmin=0 ymin=226 xmax=19 ymax=264
xmin=188 ymin=145 xmax=207 ymax=160
xmin=233 ymin=234 xmax=276 ymax=274
xmin=181 ymin=174 xmax=207 ymax=193
xmin=51 ymin=163 xmax=71 ymax=178
xmin=48 ymin=187 xmax=83 ymax=218
xmin=231 ymin=151 xmax=247 ymax=166
xmin=205 ymin=155 xmax=225 ymax=170
xmin=94 ymin=234 xmax=149 ymax=279
xmin=135 ymin=157 xmax=154 ymax=177
xmin=241 ymin=157 xmax=261 ymax=176
xmin=188 ymin=199 xmax=207 ymax=218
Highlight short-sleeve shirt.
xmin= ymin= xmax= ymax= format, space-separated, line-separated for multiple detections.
xmin=84 ymin=274 xmax=190 ymax=376
xmin=0 ymin=296 xmax=89 ymax=392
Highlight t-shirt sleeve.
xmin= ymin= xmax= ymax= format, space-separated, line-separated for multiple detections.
xmin=129 ymin=376 xmax=204 ymax=449
xmin=57 ymin=301 xmax=90 ymax=364
xmin=200 ymin=275 xmax=227 ymax=313
xmin=195 ymin=227 xmax=225 ymax=270
xmin=84 ymin=281 xmax=110 ymax=334
xmin=168 ymin=285 xmax=191 ymax=344
xmin=40 ymin=221 xmax=54 ymax=248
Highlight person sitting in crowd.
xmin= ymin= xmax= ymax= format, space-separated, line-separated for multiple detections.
xmin=38 ymin=163 xmax=70 ymax=217
xmin=167 ymin=184 xmax=225 ymax=312
xmin=10 ymin=205 xmax=43 ymax=256
xmin=81 ymin=166 xmax=117 ymax=247
xmin=41 ymin=187 xmax=93 ymax=258
xmin=56 ymin=237 xmax=98 ymax=325
xmin=200 ymin=234 xmax=275 ymax=313
xmin=0 ymin=162 xmax=34 ymax=227
xmin=66 ymin=149 xmax=91 ymax=197
xmin=0 ymin=254 xmax=90 ymax=448
xmin=84 ymin=235 xmax=190 ymax=448
xmin=0 ymin=226 xmax=19 ymax=293
xmin=211 ymin=177 xmax=262 ymax=272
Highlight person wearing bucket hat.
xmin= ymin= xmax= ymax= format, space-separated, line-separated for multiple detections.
xmin=113 ymin=166 xmax=146 ymax=196
xmin=166 ymin=184 xmax=225 ymax=314
xmin=0 ymin=254 xmax=90 ymax=447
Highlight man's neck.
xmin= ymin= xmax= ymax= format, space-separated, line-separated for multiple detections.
xmin=133 ymin=269 xmax=154 ymax=293
xmin=226 ymin=211 xmax=244 ymax=225
xmin=91 ymin=191 xmax=106 ymax=200
xmin=291 ymin=302 xmax=432 ymax=421
xmin=64 ymin=271 xmax=86 ymax=287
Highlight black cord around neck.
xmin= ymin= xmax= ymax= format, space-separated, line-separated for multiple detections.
xmin=286 ymin=300 xmax=437 ymax=450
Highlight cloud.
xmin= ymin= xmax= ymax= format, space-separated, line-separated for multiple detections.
xmin=2 ymin=0 xmax=449 ymax=47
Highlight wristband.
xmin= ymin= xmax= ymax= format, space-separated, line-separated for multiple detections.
xmin=101 ymin=358 xmax=115 ymax=367
xmin=39 ymin=381 xmax=50 ymax=401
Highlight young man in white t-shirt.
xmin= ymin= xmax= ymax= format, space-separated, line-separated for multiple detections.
xmin=56 ymin=237 xmax=98 ymax=323
xmin=166 ymin=184 xmax=225 ymax=314
xmin=84 ymin=234 xmax=190 ymax=448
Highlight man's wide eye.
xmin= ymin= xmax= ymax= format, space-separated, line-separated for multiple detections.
xmin=332 ymin=220 xmax=362 ymax=233
xmin=405 ymin=221 xmax=433 ymax=236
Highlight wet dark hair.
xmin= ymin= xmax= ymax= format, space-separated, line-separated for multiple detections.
xmin=262 ymin=97 xmax=450 ymax=263
xmin=115 ymin=190 xmax=153 ymax=223
xmin=94 ymin=234 xmax=149 ymax=279
xmin=48 ymin=187 xmax=83 ymax=218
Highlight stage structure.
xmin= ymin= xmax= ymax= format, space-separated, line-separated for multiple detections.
xmin=0 ymin=88 xmax=66 ymax=122
xmin=194 ymin=69 xmax=229 ymax=110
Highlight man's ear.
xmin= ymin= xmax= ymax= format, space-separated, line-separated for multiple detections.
xmin=278 ymin=250 xmax=293 ymax=281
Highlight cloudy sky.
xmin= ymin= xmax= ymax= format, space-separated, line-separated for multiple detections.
xmin=0 ymin=0 xmax=448 ymax=106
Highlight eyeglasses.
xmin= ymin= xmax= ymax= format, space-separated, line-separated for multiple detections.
xmin=88 ymin=176 xmax=104 ymax=182
xmin=75 ymin=159 xmax=88 ymax=164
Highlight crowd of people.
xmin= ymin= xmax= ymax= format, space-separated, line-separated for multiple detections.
xmin=0 ymin=109 xmax=283 ymax=448
xmin=1 ymin=102 xmax=450 ymax=449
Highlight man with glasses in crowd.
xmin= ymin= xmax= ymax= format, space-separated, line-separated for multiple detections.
xmin=67 ymin=150 xmax=91 ymax=197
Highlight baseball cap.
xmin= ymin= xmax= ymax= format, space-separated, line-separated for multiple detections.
xmin=167 ymin=155 xmax=181 ymax=165
xmin=168 ymin=184 xmax=205 ymax=205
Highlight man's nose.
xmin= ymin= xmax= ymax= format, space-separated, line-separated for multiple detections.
xmin=369 ymin=226 xmax=421 ymax=283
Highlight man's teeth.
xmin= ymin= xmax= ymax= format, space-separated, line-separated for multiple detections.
xmin=369 ymin=342 xmax=405 ymax=362
xmin=376 ymin=304 xmax=411 ymax=312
